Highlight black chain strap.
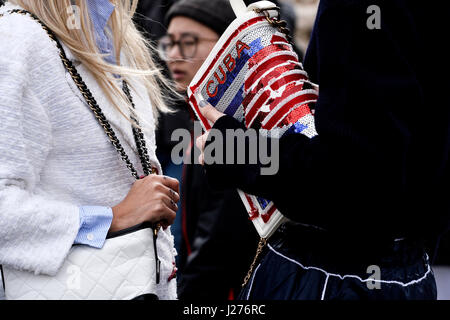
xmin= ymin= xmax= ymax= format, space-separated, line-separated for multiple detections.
xmin=123 ymin=81 xmax=154 ymax=177
xmin=3 ymin=9 xmax=156 ymax=180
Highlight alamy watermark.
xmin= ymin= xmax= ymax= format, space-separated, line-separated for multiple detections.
xmin=171 ymin=121 xmax=280 ymax=176
xmin=367 ymin=5 xmax=381 ymax=30
xmin=66 ymin=5 xmax=81 ymax=30
xmin=366 ymin=264 xmax=381 ymax=290
xmin=66 ymin=265 xmax=81 ymax=291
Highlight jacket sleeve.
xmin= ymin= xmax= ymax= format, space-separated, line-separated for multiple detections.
xmin=0 ymin=16 xmax=80 ymax=276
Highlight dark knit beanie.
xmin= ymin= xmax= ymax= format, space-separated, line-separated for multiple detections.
xmin=165 ymin=0 xmax=238 ymax=36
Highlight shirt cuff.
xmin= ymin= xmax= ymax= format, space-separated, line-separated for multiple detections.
xmin=74 ymin=206 xmax=113 ymax=249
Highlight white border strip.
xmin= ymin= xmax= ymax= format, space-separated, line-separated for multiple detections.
xmin=267 ymin=244 xmax=432 ymax=288
xmin=321 ymin=274 xmax=329 ymax=300
xmin=246 ymin=263 xmax=262 ymax=300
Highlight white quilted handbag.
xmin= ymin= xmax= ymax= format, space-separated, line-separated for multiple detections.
xmin=2 ymin=226 xmax=177 ymax=300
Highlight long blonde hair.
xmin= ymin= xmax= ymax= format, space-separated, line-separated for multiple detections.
xmin=8 ymin=0 xmax=174 ymax=125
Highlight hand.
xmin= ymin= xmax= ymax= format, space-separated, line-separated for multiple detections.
xmin=196 ymin=100 xmax=226 ymax=165
xmin=110 ymin=175 xmax=180 ymax=232
xmin=196 ymin=132 xmax=208 ymax=165
xmin=198 ymin=100 xmax=225 ymax=124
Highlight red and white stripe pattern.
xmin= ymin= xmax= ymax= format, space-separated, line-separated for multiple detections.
xmin=243 ymin=32 xmax=318 ymax=135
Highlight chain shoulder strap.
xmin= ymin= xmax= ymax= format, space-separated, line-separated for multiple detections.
xmin=253 ymin=6 xmax=292 ymax=43
xmin=2 ymin=9 xmax=156 ymax=180
xmin=242 ymin=237 xmax=267 ymax=287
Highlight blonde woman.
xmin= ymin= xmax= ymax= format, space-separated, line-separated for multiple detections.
xmin=0 ymin=0 xmax=179 ymax=300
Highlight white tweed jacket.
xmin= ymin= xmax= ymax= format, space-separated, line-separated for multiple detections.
xmin=0 ymin=3 xmax=175 ymax=298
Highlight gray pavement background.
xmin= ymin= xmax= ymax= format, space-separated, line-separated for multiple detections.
xmin=433 ymin=265 xmax=450 ymax=300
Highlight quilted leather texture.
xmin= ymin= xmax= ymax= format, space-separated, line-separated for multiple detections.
xmin=3 ymin=228 xmax=177 ymax=300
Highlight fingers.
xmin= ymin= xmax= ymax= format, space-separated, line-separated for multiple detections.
xmin=156 ymin=196 xmax=177 ymax=226
xmin=143 ymin=196 xmax=176 ymax=226
xmin=168 ymin=188 xmax=180 ymax=203
xmin=158 ymin=175 xmax=180 ymax=193
xmin=151 ymin=179 xmax=180 ymax=202
xmin=196 ymin=133 xmax=208 ymax=165
xmin=147 ymin=177 xmax=179 ymax=226
xmin=195 ymin=132 xmax=208 ymax=151
xmin=141 ymin=174 xmax=179 ymax=193
xmin=198 ymin=100 xmax=225 ymax=124
xmin=161 ymin=194 xmax=178 ymax=212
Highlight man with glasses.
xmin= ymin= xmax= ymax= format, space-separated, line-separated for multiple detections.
xmin=158 ymin=26 xmax=219 ymax=93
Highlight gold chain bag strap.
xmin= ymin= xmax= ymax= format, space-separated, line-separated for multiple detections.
xmin=0 ymin=9 xmax=164 ymax=291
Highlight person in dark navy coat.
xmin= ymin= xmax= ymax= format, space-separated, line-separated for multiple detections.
xmin=196 ymin=0 xmax=450 ymax=300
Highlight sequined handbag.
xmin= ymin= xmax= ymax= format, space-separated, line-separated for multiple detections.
xmin=188 ymin=0 xmax=318 ymax=240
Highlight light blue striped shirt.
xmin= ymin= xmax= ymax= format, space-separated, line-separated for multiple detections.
xmin=74 ymin=206 xmax=113 ymax=248
xmin=87 ymin=0 xmax=116 ymax=65
xmin=73 ymin=0 xmax=116 ymax=249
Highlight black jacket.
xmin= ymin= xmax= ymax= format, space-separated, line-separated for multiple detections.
xmin=177 ymin=162 xmax=259 ymax=300
xmin=434 ymin=230 xmax=450 ymax=265
xmin=205 ymin=0 xmax=450 ymax=251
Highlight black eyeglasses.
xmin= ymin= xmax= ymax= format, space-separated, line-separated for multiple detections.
xmin=157 ymin=33 xmax=218 ymax=61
